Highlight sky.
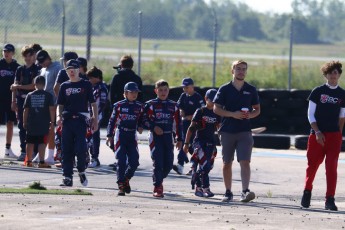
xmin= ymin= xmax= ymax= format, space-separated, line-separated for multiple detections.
xmin=238 ymin=0 xmax=293 ymax=14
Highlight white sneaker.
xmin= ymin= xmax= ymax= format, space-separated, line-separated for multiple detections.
xmin=45 ymin=155 xmax=55 ymax=165
xmin=240 ymin=189 xmax=255 ymax=202
xmin=172 ymin=164 xmax=184 ymax=175
xmin=88 ymin=159 xmax=100 ymax=168
xmin=4 ymin=148 xmax=18 ymax=159
xmin=32 ymin=153 xmax=39 ymax=163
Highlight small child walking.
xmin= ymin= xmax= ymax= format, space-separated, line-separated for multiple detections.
xmin=23 ymin=75 xmax=55 ymax=168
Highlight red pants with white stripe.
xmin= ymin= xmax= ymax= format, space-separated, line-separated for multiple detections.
xmin=304 ymin=131 xmax=342 ymax=197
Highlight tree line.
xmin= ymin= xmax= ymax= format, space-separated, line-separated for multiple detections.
xmin=0 ymin=0 xmax=344 ymax=44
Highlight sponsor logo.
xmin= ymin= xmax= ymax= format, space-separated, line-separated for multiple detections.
xmin=119 ymin=114 xmax=137 ymax=121
xmin=243 ymin=91 xmax=251 ymax=95
xmin=320 ymin=94 xmax=341 ymax=104
xmin=122 ymin=108 xmax=129 ymax=112
xmin=156 ymin=112 xmax=171 ymax=119
xmin=66 ymin=88 xmax=83 ymax=96
xmin=203 ymin=116 xmax=217 ymax=123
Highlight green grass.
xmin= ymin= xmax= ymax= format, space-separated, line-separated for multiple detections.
xmin=5 ymin=31 xmax=344 ymax=89
xmin=0 ymin=182 xmax=92 ymax=195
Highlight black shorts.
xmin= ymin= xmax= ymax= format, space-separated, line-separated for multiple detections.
xmin=26 ymin=135 xmax=48 ymax=144
xmin=0 ymin=105 xmax=16 ymax=124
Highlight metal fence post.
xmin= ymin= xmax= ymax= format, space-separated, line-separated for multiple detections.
xmin=212 ymin=8 xmax=218 ymax=88
xmin=61 ymin=0 xmax=66 ymax=61
xmin=86 ymin=0 xmax=93 ymax=61
xmin=138 ymin=11 xmax=142 ymax=76
xmin=288 ymin=18 xmax=294 ymax=90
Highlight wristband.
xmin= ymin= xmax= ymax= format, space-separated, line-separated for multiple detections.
xmin=315 ymin=130 xmax=321 ymax=134
xmin=184 ymin=142 xmax=190 ymax=145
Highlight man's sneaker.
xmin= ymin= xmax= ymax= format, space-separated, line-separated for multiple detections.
xmin=240 ymin=189 xmax=255 ymax=202
xmin=4 ymin=148 xmax=18 ymax=159
xmin=153 ymin=185 xmax=164 ymax=198
xmin=124 ymin=178 xmax=131 ymax=194
xmin=325 ymin=196 xmax=338 ymax=211
xmin=301 ymin=190 xmax=311 ymax=208
xmin=38 ymin=162 xmax=51 ymax=168
xmin=60 ymin=177 xmax=73 ymax=187
xmin=118 ymin=183 xmax=126 ymax=196
xmin=23 ymin=161 xmax=33 ymax=167
xmin=109 ymin=162 xmax=118 ymax=171
xmin=88 ymin=158 xmax=100 ymax=168
xmin=32 ymin=153 xmax=39 ymax=163
xmin=195 ymin=187 xmax=204 ymax=197
xmin=78 ymin=172 xmax=88 ymax=187
xmin=203 ymin=188 xmax=215 ymax=198
xmin=172 ymin=164 xmax=183 ymax=175
xmin=17 ymin=152 xmax=26 ymax=161
xmin=221 ymin=189 xmax=233 ymax=202
xmin=55 ymin=162 xmax=62 ymax=168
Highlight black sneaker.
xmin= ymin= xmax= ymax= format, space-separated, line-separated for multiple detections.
xmin=301 ymin=190 xmax=311 ymax=208
xmin=221 ymin=189 xmax=233 ymax=202
xmin=60 ymin=177 xmax=73 ymax=187
xmin=79 ymin=172 xmax=88 ymax=187
xmin=124 ymin=178 xmax=131 ymax=194
xmin=325 ymin=196 xmax=338 ymax=211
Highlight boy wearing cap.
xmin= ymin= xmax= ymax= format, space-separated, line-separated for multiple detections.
xmin=143 ymin=79 xmax=183 ymax=198
xmin=36 ymin=50 xmax=62 ymax=164
xmin=23 ymin=76 xmax=55 ymax=168
xmin=57 ymin=60 xmax=98 ymax=187
xmin=11 ymin=46 xmax=40 ymax=161
xmin=77 ymin=57 xmax=88 ymax=78
xmin=183 ymin=89 xmax=220 ymax=197
xmin=87 ymin=66 xmax=108 ymax=168
xmin=0 ymin=43 xmax=20 ymax=158
xmin=173 ymin=77 xmax=205 ymax=175
xmin=106 ymin=82 xmax=143 ymax=196
xmin=53 ymin=51 xmax=79 ymax=97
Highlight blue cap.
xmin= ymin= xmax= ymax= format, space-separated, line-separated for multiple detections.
xmin=77 ymin=57 xmax=87 ymax=67
xmin=205 ymin=89 xmax=217 ymax=101
xmin=65 ymin=59 xmax=80 ymax=70
xmin=3 ymin=43 xmax=15 ymax=52
xmin=181 ymin=77 xmax=194 ymax=86
xmin=60 ymin=51 xmax=78 ymax=61
xmin=124 ymin=82 xmax=141 ymax=92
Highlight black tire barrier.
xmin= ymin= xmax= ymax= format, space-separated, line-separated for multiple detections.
xmin=290 ymin=89 xmax=311 ymax=100
xmin=275 ymin=98 xmax=307 ymax=110
xmin=258 ymin=89 xmax=291 ymax=100
xmin=168 ymin=87 xmax=184 ymax=102
xmin=253 ymin=134 xmax=291 ymax=149
xmin=295 ymin=135 xmax=309 ymax=150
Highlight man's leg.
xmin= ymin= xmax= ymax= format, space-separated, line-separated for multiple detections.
xmin=239 ymin=160 xmax=251 ymax=190
xmin=223 ymin=162 xmax=233 ymax=191
xmin=6 ymin=121 xmax=14 ymax=147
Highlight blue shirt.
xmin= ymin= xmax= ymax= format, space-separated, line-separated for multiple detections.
xmin=57 ymin=79 xmax=95 ymax=116
xmin=107 ymin=99 xmax=143 ymax=137
xmin=177 ymin=92 xmax=205 ymax=116
xmin=90 ymin=82 xmax=108 ymax=122
xmin=192 ymin=106 xmax=221 ymax=144
xmin=214 ymin=81 xmax=259 ymax=133
xmin=308 ymin=84 xmax=345 ymax=133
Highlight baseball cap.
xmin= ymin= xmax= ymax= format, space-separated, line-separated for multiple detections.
xmin=36 ymin=50 xmax=50 ymax=64
xmin=60 ymin=51 xmax=78 ymax=61
xmin=181 ymin=77 xmax=194 ymax=87
xmin=77 ymin=57 xmax=87 ymax=67
xmin=205 ymin=89 xmax=218 ymax=101
xmin=65 ymin=59 xmax=80 ymax=70
xmin=124 ymin=82 xmax=141 ymax=92
xmin=3 ymin=43 xmax=15 ymax=52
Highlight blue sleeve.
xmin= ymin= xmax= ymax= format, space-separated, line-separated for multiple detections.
xmin=213 ymin=86 xmax=226 ymax=106
xmin=107 ymin=103 xmax=118 ymax=137
xmin=15 ymin=66 xmax=22 ymax=82
xmin=56 ymin=84 xmax=65 ymax=105
xmin=86 ymin=81 xmax=96 ymax=104
xmin=197 ymin=93 xmax=205 ymax=107
xmin=177 ymin=93 xmax=185 ymax=110
xmin=23 ymin=94 xmax=31 ymax=108
xmin=192 ymin=108 xmax=202 ymax=122
xmin=142 ymin=102 xmax=155 ymax=131
xmin=251 ymin=87 xmax=259 ymax=105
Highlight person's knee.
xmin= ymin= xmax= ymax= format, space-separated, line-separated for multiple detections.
xmin=223 ymin=161 xmax=232 ymax=169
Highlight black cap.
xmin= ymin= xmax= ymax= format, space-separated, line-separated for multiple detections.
xmin=76 ymin=57 xmax=87 ymax=67
xmin=60 ymin=51 xmax=78 ymax=61
xmin=65 ymin=59 xmax=80 ymax=70
xmin=36 ymin=50 xmax=50 ymax=64
xmin=205 ymin=89 xmax=218 ymax=101
xmin=3 ymin=44 xmax=15 ymax=52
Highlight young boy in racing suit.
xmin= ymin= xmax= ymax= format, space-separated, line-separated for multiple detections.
xmin=183 ymin=89 xmax=220 ymax=198
xmin=143 ymin=79 xmax=183 ymax=198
